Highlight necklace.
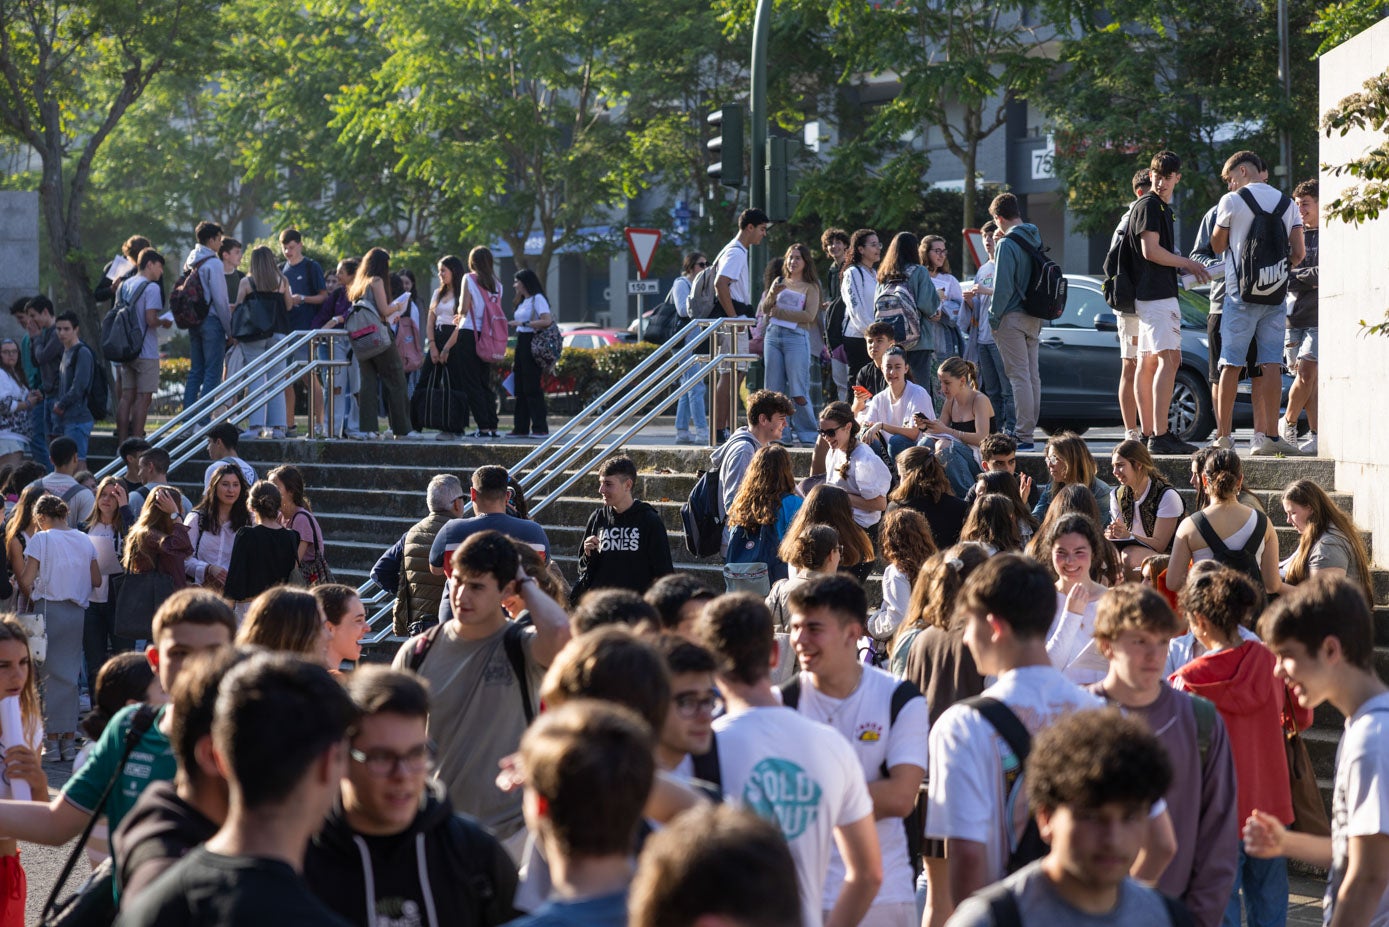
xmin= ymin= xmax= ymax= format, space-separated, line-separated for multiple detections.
xmin=820 ymin=665 xmax=865 ymax=726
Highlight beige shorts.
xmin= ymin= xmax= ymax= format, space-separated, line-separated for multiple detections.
xmin=1135 ymin=297 xmax=1182 ymax=355
xmin=715 ymin=328 xmax=751 ymax=374
xmin=121 ymin=357 xmax=160 ymax=395
xmin=1118 ymin=312 xmax=1141 ymax=361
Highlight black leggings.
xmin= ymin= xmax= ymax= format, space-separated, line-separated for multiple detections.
xmin=513 ymin=332 xmax=548 ymax=434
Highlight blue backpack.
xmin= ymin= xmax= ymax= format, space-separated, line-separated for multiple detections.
xmin=725 ymin=523 xmax=787 ymax=583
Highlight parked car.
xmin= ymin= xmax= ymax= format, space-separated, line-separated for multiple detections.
xmin=980 ymin=274 xmax=1284 ymax=443
xmin=563 ymin=328 xmax=636 ymax=350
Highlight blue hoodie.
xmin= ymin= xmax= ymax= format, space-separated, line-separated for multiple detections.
xmin=989 ymin=222 xmax=1043 ymax=328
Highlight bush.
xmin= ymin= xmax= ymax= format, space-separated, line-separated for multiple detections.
xmin=499 ymin=343 xmax=663 ymax=408
xmin=160 ymin=356 xmax=190 ymax=389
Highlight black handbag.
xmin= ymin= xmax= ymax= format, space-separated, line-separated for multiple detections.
xmin=410 ymin=363 xmax=467 ymax=435
xmin=642 ymin=290 xmax=686 ymax=345
xmin=114 ymin=569 xmax=176 ymax=640
xmin=230 ymin=289 xmax=282 ymax=342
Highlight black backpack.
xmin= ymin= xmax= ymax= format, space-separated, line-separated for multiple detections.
xmin=959 ymin=696 xmax=1050 ymax=874
xmin=1102 ymin=219 xmax=1139 ymax=314
xmin=78 ymin=343 xmax=111 ymax=421
xmin=101 ymin=278 xmax=153 ymax=363
xmin=681 ymin=433 xmax=758 ymax=558
xmin=1235 ymin=188 xmax=1293 ymax=306
xmin=1189 ymin=509 xmax=1269 ymax=592
xmin=781 ymin=676 xmax=926 ymax=879
xmin=1005 ymin=232 xmax=1067 ymax=322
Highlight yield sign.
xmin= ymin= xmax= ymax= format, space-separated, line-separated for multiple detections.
xmin=624 ymin=227 xmax=662 ymax=277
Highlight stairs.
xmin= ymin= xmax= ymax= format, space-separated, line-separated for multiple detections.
xmin=84 ymin=435 xmax=1387 ymax=808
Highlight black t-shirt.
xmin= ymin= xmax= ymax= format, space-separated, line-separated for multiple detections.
xmin=116 ymin=846 xmax=352 ymax=927
xmin=1129 ymin=192 xmax=1178 ymax=301
xmin=853 ymin=363 xmax=886 ymax=395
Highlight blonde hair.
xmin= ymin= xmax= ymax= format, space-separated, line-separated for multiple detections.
xmin=123 ymin=488 xmax=186 ymax=572
xmin=248 ymin=246 xmax=284 ymax=292
xmin=1045 ymin=431 xmax=1098 ymax=490
xmin=0 ymin=617 xmax=42 ymax=745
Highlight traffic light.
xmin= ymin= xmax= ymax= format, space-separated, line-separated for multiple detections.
xmin=765 ymin=135 xmax=798 ymax=221
xmin=706 ymin=104 xmax=745 ymax=189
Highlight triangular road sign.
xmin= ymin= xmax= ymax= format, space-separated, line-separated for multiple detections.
xmin=624 ymin=227 xmax=662 ymax=277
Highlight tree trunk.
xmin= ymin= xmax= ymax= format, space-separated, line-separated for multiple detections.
xmin=38 ymin=149 xmax=99 ymax=339
xmin=961 ymin=144 xmax=979 ymax=277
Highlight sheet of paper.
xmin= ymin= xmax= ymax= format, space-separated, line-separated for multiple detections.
xmin=91 ymin=534 xmax=121 ymax=575
xmin=0 ymin=697 xmax=30 ymax=801
xmin=106 ymin=254 xmax=135 ymax=282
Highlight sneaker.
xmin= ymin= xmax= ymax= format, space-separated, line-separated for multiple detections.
xmin=268 ymin=428 xmax=286 ymax=440
xmin=60 ymin=738 xmax=76 ymax=763
xmin=1208 ymin=434 xmax=1234 ymax=451
xmin=1300 ymin=432 xmax=1318 ymax=455
xmin=1251 ymin=434 xmax=1305 ymax=456
xmin=436 ymin=431 xmax=458 ymax=441
xmin=506 ymin=430 xmax=532 ymax=438
xmin=309 ymin=424 xmax=326 ymax=440
xmin=675 ymin=433 xmax=698 ymax=445
xmin=1280 ymin=418 xmax=1300 ymax=447
xmin=239 ymin=428 xmax=264 ymax=441
xmin=397 ymin=431 xmax=424 ymax=440
xmin=1124 ymin=429 xmax=1143 ymax=442
xmin=693 ymin=432 xmax=710 ymax=445
xmin=1148 ymin=432 xmax=1198 ymax=456
xmin=44 ymin=737 xmax=59 ymax=759
xmin=284 ymin=425 xmax=300 ymax=437
xmin=1015 ymin=441 xmax=1036 ymax=452
xmin=345 ymin=430 xmax=368 ymax=441
xmin=715 ymin=429 xmax=731 ymax=445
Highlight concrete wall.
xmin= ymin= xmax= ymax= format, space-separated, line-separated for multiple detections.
xmin=1320 ymin=19 xmax=1389 ymax=567
xmin=0 ymin=192 xmax=39 ymax=341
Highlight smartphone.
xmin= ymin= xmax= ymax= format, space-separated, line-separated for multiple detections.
xmin=852 ymin=385 xmax=872 ymax=397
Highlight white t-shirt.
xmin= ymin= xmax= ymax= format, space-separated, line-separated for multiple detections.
xmin=1110 ymin=481 xmax=1183 ymax=530
xmin=459 ymin=275 xmax=500 ymax=332
xmin=861 ymin=381 xmax=935 ymax=430
xmin=202 ymin=456 xmax=258 ymax=490
xmin=795 ymin=668 xmax=928 ymax=908
xmin=1046 ymin=592 xmax=1108 ymax=685
xmin=28 ymin=528 xmax=97 ymax=608
xmin=825 ymin=442 xmax=892 ymax=529
xmin=842 ymin=265 xmax=876 ymax=338
xmin=713 ymin=705 xmax=874 ymax=927
xmin=1328 ymin=692 xmax=1389 ymax=927
xmin=926 ymin=665 xmax=1103 ymax=882
xmin=514 ymin=294 xmax=551 ymax=333
xmin=869 ymin=563 xmax=911 ymax=641
xmin=1214 ymin=182 xmax=1302 ymax=286
xmin=715 ymin=240 xmax=750 ymax=306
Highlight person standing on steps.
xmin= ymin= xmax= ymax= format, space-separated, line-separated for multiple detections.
xmin=710 ymin=389 xmax=795 ymax=555
xmin=1111 ymin=169 xmax=1152 ymax=442
xmin=672 ymin=251 xmax=710 ymax=445
xmin=987 ymin=193 xmax=1044 ymax=451
xmin=1282 ymin=179 xmax=1320 ymax=455
xmin=508 ymin=268 xmax=554 ymax=438
xmin=456 ymin=246 xmax=503 ymax=438
xmin=182 ymin=222 xmax=232 ymax=416
xmin=1130 ymin=151 xmax=1209 ymax=456
xmin=421 ymin=254 xmax=469 ymax=440
xmin=1208 ymin=150 xmax=1305 ymax=456
xmin=962 ymin=222 xmax=1016 ymax=437
xmin=712 ymin=209 xmax=770 ymax=442
xmin=115 ymin=250 xmax=170 ymax=444
xmin=571 ymin=456 xmax=673 ymax=603
xmin=279 ymin=228 xmax=329 ymax=438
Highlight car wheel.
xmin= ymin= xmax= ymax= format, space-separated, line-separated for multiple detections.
xmin=1040 ymin=423 xmax=1090 ymax=437
xmin=1170 ymin=368 xmax=1215 ymax=443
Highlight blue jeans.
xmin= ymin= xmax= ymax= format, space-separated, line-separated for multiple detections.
xmin=28 ymin=402 xmax=50 ymax=467
xmin=56 ymin=417 xmax=93 ymax=460
xmin=1223 ymin=842 xmax=1287 ymax=927
xmin=674 ymin=323 xmax=707 ymax=437
xmin=933 ymin=437 xmax=982 ymax=497
xmin=184 ymin=314 xmax=227 ymax=413
xmin=764 ymin=325 xmax=818 ymax=443
xmin=977 ymin=341 xmax=1015 ymax=434
xmin=239 ymin=334 xmax=287 ymax=430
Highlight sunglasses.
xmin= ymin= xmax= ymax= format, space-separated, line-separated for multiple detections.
xmin=818 ymin=423 xmax=846 ymax=436
xmin=695 ymin=260 xmax=709 ymax=268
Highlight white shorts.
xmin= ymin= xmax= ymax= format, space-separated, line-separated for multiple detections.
xmin=1118 ymin=312 xmax=1141 ymax=361
xmin=1135 ymin=297 xmax=1182 ymax=355
xmin=716 ymin=328 xmax=751 ymax=374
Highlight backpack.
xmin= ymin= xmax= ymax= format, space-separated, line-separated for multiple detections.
xmin=79 ymin=343 xmax=111 ymax=421
xmin=681 ymin=433 xmax=758 ymax=557
xmin=1102 ymin=216 xmax=1139 ymax=314
xmin=100 ymin=279 xmax=153 ymax=363
xmin=686 ymin=243 xmax=746 ymax=320
xmin=1189 ymin=509 xmax=1269 ymax=592
xmin=725 ymin=522 xmax=786 ymax=582
xmin=406 ymin=619 xmax=534 ymax=724
xmin=396 ymin=313 xmax=425 ymax=373
xmin=874 ymin=275 xmax=923 ymax=351
xmin=169 ymin=255 xmax=216 ymax=330
xmin=959 ymin=696 xmax=1050 ymax=874
xmin=468 ymin=273 xmax=509 ymax=363
xmin=1004 ymin=232 xmax=1067 ymax=321
xmin=1235 ymin=188 xmax=1293 ymax=306
xmin=782 ymin=676 xmax=926 ymax=879
xmin=973 ymin=880 xmax=1192 ymax=927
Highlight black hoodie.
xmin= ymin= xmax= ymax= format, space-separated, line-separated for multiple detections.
xmin=570 ymin=499 xmax=674 ymax=603
xmin=303 ymin=781 xmax=519 ymax=927
xmin=112 ymin=778 xmax=219 ymax=905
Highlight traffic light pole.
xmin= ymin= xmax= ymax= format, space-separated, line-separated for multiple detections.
xmin=750 ymin=0 xmax=772 ymax=278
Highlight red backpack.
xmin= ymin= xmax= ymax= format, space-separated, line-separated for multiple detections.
xmin=170 ymin=255 xmax=217 ymax=329
xmin=468 ymin=272 xmax=508 ymax=363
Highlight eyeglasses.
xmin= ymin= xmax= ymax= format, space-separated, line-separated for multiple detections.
xmin=350 ymin=742 xmax=436 ymax=777
xmin=928 ymin=247 xmax=946 ymax=254
xmin=673 ymin=692 xmax=724 ymax=719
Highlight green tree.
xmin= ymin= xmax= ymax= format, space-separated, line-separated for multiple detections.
xmin=0 ymin=0 xmax=221 ymax=333
xmin=1036 ymin=0 xmax=1321 ymax=234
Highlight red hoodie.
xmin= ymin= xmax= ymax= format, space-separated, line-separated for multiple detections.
xmin=1171 ymin=640 xmax=1306 ymax=824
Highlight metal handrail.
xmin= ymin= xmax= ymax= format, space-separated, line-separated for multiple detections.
xmin=356 ymin=316 xmax=756 ymax=648
xmin=94 ymin=328 xmax=350 ymax=480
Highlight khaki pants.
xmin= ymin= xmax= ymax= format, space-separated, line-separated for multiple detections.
xmin=994 ymin=312 xmax=1043 ymax=440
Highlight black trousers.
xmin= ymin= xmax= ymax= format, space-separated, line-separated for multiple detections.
xmin=458 ymin=329 xmax=498 ymax=431
xmin=844 ymin=337 xmax=872 ymax=386
xmin=513 ymin=332 xmax=548 ymax=433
